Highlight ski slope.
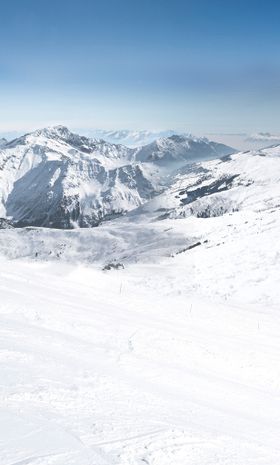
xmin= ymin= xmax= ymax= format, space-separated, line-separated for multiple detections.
xmin=1 ymin=256 xmax=280 ymax=465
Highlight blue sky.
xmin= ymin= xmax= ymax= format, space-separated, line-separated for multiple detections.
xmin=0 ymin=0 xmax=280 ymax=143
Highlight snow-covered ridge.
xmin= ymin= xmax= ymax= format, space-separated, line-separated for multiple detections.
xmin=5 ymin=125 xmax=134 ymax=164
xmin=133 ymin=144 xmax=280 ymax=222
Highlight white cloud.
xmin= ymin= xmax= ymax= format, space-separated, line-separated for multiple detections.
xmin=246 ymin=132 xmax=280 ymax=143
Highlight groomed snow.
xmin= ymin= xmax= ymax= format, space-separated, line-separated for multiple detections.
xmin=1 ymin=256 xmax=280 ymax=465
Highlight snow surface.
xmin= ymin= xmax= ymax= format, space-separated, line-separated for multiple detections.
xmin=1 ymin=136 xmax=280 ymax=464
xmin=1 ymin=249 xmax=280 ymax=464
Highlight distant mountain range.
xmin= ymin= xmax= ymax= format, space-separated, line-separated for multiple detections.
xmin=0 ymin=125 xmax=235 ymax=228
xmin=81 ymin=129 xmax=177 ymax=147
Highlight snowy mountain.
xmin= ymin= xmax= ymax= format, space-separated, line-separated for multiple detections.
xmin=134 ymin=134 xmax=235 ymax=166
xmin=0 ymin=137 xmax=7 ymax=147
xmin=0 ymin=126 xmax=158 ymax=228
xmin=0 ymin=126 xmax=235 ymax=228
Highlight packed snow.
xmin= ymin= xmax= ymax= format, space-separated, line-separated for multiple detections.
xmin=1 ymin=248 xmax=280 ymax=464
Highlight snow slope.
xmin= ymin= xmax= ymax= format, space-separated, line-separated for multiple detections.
xmin=1 ymin=256 xmax=280 ymax=465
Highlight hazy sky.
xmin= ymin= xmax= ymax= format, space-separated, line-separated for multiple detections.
xmin=0 ymin=0 xmax=280 ymax=141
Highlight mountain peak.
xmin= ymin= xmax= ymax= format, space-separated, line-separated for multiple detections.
xmin=32 ymin=125 xmax=78 ymax=140
xmin=47 ymin=125 xmax=71 ymax=137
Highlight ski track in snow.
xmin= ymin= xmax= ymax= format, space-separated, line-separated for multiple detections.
xmin=1 ymin=253 xmax=280 ymax=465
